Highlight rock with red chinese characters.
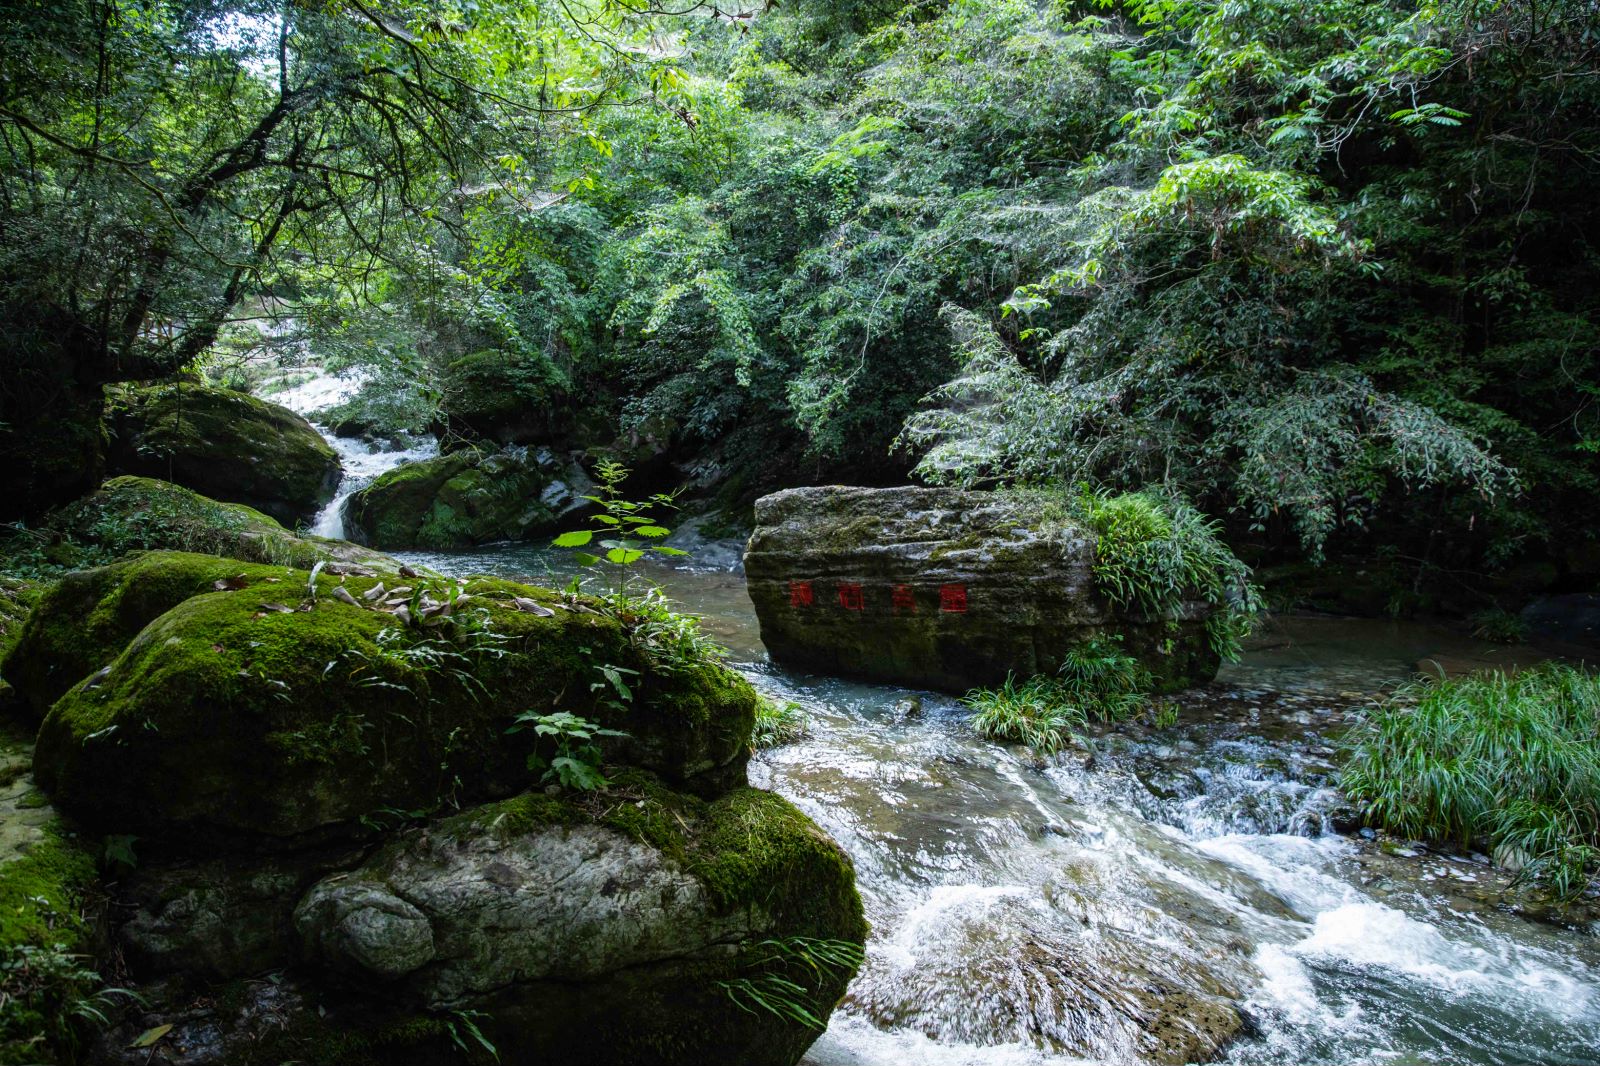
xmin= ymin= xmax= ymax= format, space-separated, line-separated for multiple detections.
xmin=743 ymin=486 xmax=1219 ymax=693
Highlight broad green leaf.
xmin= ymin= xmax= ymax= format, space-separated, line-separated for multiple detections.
xmin=552 ymin=530 xmax=593 ymax=547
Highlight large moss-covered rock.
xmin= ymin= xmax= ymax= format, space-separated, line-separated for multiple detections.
xmin=46 ymin=476 xmax=399 ymax=574
xmin=110 ymin=383 xmax=339 ymax=526
xmin=33 ymin=555 xmax=755 ymax=843
xmin=744 ymin=486 xmax=1219 ymax=694
xmin=293 ymin=775 xmax=864 ymax=1065
xmin=440 ymin=349 xmax=568 ymax=446
xmin=20 ymin=550 xmax=861 ymax=1066
xmin=345 ymin=446 xmax=590 ymax=551
xmin=86 ymin=777 xmax=864 ymax=1066
xmin=4 ymin=552 xmax=301 ymax=726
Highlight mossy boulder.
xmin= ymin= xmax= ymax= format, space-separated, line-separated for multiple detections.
xmin=109 ymin=383 xmax=339 ymax=526
xmin=32 ymin=554 xmax=756 ymax=844
xmin=85 ymin=777 xmax=864 ymax=1066
xmin=4 ymin=551 xmax=315 ymax=727
xmin=293 ymin=773 xmax=865 ymax=1066
xmin=0 ymin=578 xmax=41 ymax=711
xmin=45 ymin=476 xmax=400 ymax=573
xmin=440 ymin=349 xmax=568 ymax=446
xmin=744 ymin=486 xmax=1220 ymax=694
xmin=345 ymin=446 xmax=590 ymax=551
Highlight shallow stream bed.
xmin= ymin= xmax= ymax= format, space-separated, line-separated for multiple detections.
xmin=400 ymin=542 xmax=1600 ymax=1066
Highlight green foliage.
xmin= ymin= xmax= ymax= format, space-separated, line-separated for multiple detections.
xmin=1342 ymin=663 xmax=1600 ymax=898
xmin=553 ymin=461 xmax=688 ymax=598
xmin=1025 ymin=487 xmax=1260 ymax=660
xmin=751 ymin=696 xmax=808 ymax=751
xmin=718 ymin=937 xmax=865 ymax=1032
xmin=965 ymin=638 xmax=1153 ymax=755
xmin=507 ymin=711 xmax=628 ymax=793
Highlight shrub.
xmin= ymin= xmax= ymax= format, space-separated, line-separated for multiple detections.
xmin=1341 ymin=663 xmax=1600 ymax=898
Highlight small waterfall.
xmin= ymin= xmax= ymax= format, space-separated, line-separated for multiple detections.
xmin=269 ymin=368 xmax=438 ymax=541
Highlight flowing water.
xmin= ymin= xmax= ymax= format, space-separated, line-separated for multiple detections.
xmin=268 ymin=368 xmax=1600 ymax=1062
xmin=270 ymin=371 xmax=438 ymax=539
xmin=395 ymin=541 xmax=1600 ymax=1066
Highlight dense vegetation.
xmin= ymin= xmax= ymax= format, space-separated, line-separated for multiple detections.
xmin=1344 ymin=664 xmax=1600 ymax=898
xmin=4 ymin=0 xmax=1597 ymax=600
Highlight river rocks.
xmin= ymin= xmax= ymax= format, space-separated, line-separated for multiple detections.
xmin=345 ymin=446 xmax=591 ymax=550
xmin=744 ymin=486 xmax=1219 ymax=694
xmin=44 ymin=477 xmax=398 ymax=574
xmin=16 ymin=551 xmax=862 ymax=1066
xmin=109 ymin=383 xmax=340 ymax=526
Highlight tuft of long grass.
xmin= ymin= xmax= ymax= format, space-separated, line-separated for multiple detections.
xmin=751 ymin=695 xmax=808 ymax=751
xmin=1341 ymin=662 xmax=1600 ymax=897
xmin=966 ymin=638 xmax=1153 ymax=755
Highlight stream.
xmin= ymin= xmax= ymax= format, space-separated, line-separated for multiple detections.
xmin=290 ymin=390 xmax=1600 ymax=1066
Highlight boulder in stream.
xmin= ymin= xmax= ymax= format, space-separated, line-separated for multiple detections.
xmin=744 ymin=485 xmax=1221 ymax=693
xmin=345 ymin=445 xmax=591 ymax=551
xmin=13 ymin=551 xmax=863 ymax=1066
xmin=109 ymin=383 xmax=340 ymax=526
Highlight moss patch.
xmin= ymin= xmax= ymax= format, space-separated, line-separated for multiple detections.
xmin=3 ymin=550 xmax=307 ymax=725
xmin=345 ymin=449 xmax=564 ymax=551
xmin=31 ymin=555 xmax=756 ymax=845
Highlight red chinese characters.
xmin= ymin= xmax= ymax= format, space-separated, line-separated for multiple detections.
xmin=789 ymin=580 xmax=814 ymax=608
xmin=938 ymin=583 xmax=968 ymax=613
xmin=836 ymin=582 xmax=865 ymax=611
xmin=892 ymin=584 xmax=917 ymax=614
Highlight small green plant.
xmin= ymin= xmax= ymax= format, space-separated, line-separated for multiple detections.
xmin=1073 ymin=488 xmax=1261 ymax=662
xmin=552 ymin=460 xmax=688 ymax=600
xmin=717 ymin=937 xmax=864 ymax=1031
xmin=1470 ymin=608 xmax=1529 ymax=644
xmin=967 ymin=673 xmax=1085 ymax=755
xmin=965 ymin=638 xmax=1154 ymax=755
xmin=507 ymin=711 xmax=628 ymax=792
xmin=444 ymin=1009 xmax=499 ymax=1062
xmin=751 ymin=695 xmax=808 ymax=750
xmin=1341 ymin=662 xmax=1600 ymax=899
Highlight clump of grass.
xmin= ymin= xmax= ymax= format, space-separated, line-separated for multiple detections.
xmin=1019 ymin=486 xmax=1261 ymax=661
xmin=1470 ymin=607 xmax=1529 ymax=644
xmin=1341 ymin=662 xmax=1600 ymax=898
xmin=966 ymin=638 xmax=1153 ymax=755
xmin=751 ymin=695 xmax=808 ymax=751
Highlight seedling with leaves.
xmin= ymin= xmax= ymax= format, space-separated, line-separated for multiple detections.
xmin=552 ymin=460 xmax=688 ymax=600
xmin=507 ymin=710 xmax=628 ymax=792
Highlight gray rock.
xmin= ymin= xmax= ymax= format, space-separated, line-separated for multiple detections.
xmin=296 ymin=820 xmax=752 ymax=1006
xmin=744 ymin=486 xmax=1218 ymax=694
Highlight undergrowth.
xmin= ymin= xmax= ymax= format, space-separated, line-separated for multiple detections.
xmin=965 ymin=638 xmax=1154 ymax=755
xmin=1021 ymin=486 xmax=1261 ymax=661
xmin=1341 ymin=662 xmax=1600 ymax=899
xmin=751 ymin=695 xmax=807 ymax=751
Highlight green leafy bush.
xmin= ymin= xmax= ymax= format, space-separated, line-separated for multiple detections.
xmin=1341 ymin=663 xmax=1600 ymax=898
xmin=1022 ymin=487 xmax=1261 ymax=660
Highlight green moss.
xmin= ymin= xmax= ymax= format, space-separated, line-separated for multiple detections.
xmin=346 ymin=450 xmax=561 ymax=551
xmin=0 ymin=818 xmax=95 ymax=950
xmin=3 ymin=550 xmax=305 ymax=725
xmin=110 ymin=383 xmax=338 ymax=526
xmin=32 ymin=555 xmax=755 ymax=844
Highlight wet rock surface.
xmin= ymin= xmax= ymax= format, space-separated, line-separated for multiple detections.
xmin=346 ymin=445 xmax=592 ymax=550
xmin=744 ymin=486 xmax=1218 ymax=694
